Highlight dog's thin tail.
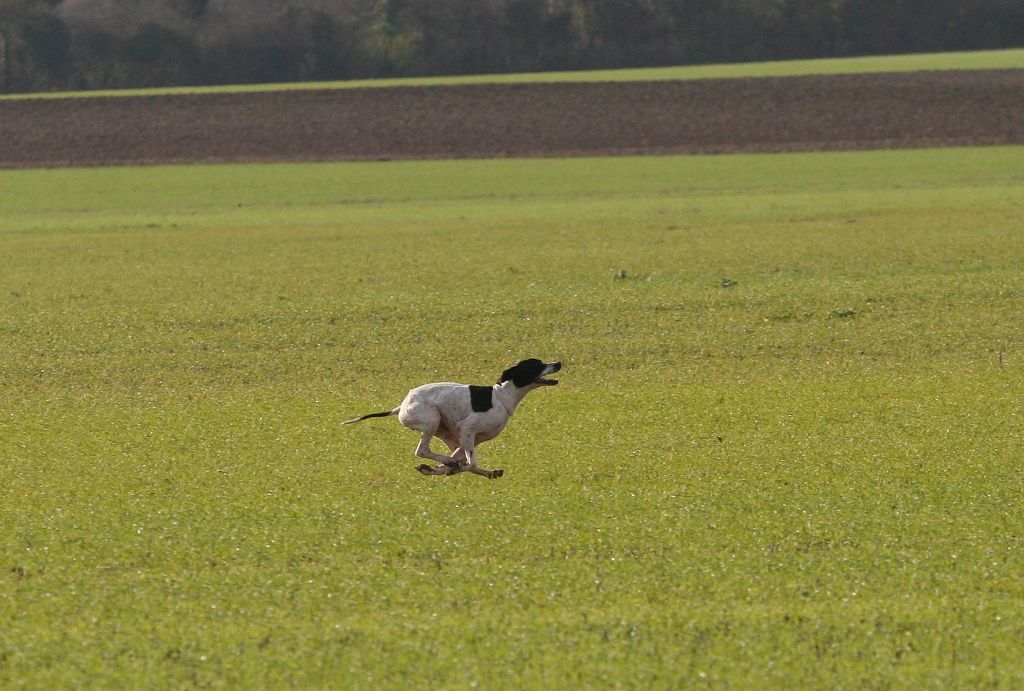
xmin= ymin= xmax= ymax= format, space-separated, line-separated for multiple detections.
xmin=343 ymin=407 xmax=400 ymax=425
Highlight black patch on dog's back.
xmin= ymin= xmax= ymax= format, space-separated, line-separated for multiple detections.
xmin=469 ymin=385 xmax=493 ymax=412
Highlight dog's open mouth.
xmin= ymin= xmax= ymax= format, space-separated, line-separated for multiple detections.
xmin=536 ymin=361 xmax=562 ymax=385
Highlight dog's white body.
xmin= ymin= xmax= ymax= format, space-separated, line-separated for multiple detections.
xmin=399 ymin=379 xmax=534 ymax=452
xmin=344 ymin=359 xmax=562 ymax=478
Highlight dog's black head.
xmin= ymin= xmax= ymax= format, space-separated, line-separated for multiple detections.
xmin=498 ymin=358 xmax=562 ymax=387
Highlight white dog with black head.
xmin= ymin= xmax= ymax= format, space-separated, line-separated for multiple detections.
xmin=344 ymin=358 xmax=562 ymax=478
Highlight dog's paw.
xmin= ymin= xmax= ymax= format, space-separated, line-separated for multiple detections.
xmin=415 ymin=464 xmax=435 ymax=475
xmin=488 ymin=469 xmax=504 ymax=479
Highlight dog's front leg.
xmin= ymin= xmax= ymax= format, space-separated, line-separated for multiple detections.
xmin=459 ymin=432 xmax=504 ymax=479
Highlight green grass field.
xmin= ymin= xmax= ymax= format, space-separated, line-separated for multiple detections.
xmin=2 ymin=147 xmax=1023 ymax=687
xmin=4 ymin=47 xmax=1023 ymax=100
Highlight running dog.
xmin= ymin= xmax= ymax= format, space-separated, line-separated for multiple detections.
xmin=343 ymin=358 xmax=562 ymax=478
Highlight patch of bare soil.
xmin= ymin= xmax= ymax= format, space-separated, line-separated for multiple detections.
xmin=1 ymin=70 xmax=1022 ymax=167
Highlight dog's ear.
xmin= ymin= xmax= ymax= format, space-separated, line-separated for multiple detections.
xmin=498 ymin=366 xmax=515 ymax=385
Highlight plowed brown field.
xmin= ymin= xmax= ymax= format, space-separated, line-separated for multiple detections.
xmin=2 ymin=69 xmax=1022 ymax=167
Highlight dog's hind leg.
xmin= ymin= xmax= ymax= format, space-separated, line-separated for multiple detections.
xmin=440 ymin=431 xmax=468 ymax=465
xmin=402 ymin=408 xmax=461 ymax=476
xmin=414 ymin=432 xmax=463 ymax=476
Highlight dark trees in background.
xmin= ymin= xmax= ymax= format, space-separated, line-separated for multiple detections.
xmin=502 ymin=0 xmax=574 ymax=72
xmin=201 ymin=6 xmax=356 ymax=85
xmin=1 ymin=0 xmax=71 ymax=92
xmin=70 ymin=23 xmax=202 ymax=89
xmin=1 ymin=0 xmax=1022 ymax=94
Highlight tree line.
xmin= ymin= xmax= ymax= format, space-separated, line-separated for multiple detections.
xmin=2 ymin=0 xmax=1022 ymax=94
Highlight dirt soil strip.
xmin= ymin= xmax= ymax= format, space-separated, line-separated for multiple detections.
xmin=2 ymin=70 xmax=1022 ymax=168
